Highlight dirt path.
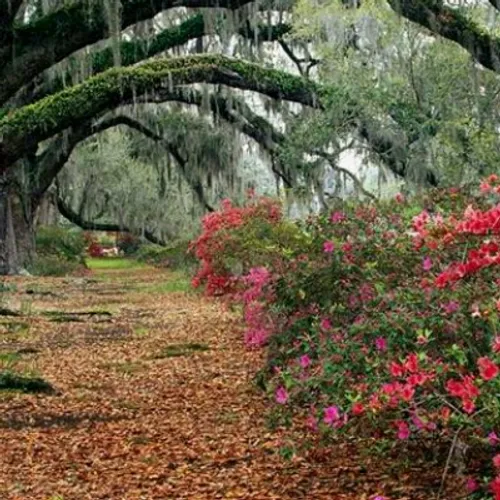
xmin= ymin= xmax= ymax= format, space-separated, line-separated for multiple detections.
xmin=0 ymin=264 xmax=464 ymax=499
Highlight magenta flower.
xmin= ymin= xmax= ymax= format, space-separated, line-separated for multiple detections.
xmin=375 ymin=337 xmax=387 ymax=352
xmin=320 ymin=318 xmax=332 ymax=330
xmin=441 ymin=300 xmax=460 ymax=314
xmin=489 ymin=431 xmax=500 ymax=446
xmin=275 ymin=386 xmax=289 ymax=404
xmin=323 ymin=405 xmax=340 ymax=425
xmin=330 ymin=211 xmax=346 ymax=223
xmin=466 ymin=478 xmax=479 ymax=493
xmin=422 ymin=256 xmax=433 ymax=271
xmin=323 ymin=240 xmax=335 ymax=253
xmin=299 ymin=354 xmax=311 ymax=369
xmin=396 ymin=421 xmax=410 ymax=440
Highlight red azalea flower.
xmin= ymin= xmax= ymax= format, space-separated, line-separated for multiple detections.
xmin=478 ymin=357 xmax=499 ymax=381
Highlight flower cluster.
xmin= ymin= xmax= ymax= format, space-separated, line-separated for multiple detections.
xmin=190 ymin=183 xmax=500 ymax=497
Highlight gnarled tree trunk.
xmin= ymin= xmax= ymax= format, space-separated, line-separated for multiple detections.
xmin=0 ymin=176 xmax=35 ymax=275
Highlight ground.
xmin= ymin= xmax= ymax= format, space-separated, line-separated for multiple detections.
xmin=0 ymin=260 xmax=466 ymax=499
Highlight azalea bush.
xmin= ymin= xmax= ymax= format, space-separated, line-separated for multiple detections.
xmin=191 ymin=182 xmax=500 ymax=498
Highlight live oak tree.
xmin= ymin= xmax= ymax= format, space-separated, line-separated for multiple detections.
xmin=2 ymin=0 xmax=500 ymax=274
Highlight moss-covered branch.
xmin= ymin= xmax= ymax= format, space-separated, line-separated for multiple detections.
xmin=388 ymin=0 xmax=500 ymax=73
xmin=0 ymin=54 xmax=320 ymax=169
xmin=0 ymin=0 xmax=258 ymax=105
xmin=12 ymin=15 xmax=291 ymax=108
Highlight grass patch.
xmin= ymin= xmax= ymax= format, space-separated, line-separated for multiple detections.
xmin=134 ymin=326 xmax=149 ymax=337
xmin=0 ymin=352 xmax=22 ymax=366
xmin=138 ymin=272 xmax=191 ymax=294
xmin=127 ymin=435 xmax=152 ymax=445
xmin=0 ymin=371 xmax=54 ymax=393
xmin=86 ymin=258 xmax=148 ymax=271
xmin=42 ymin=310 xmax=112 ymax=323
xmin=99 ymin=361 xmax=144 ymax=374
xmin=154 ymin=342 xmax=209 ymax=359
xmin=0 ymin=321 xmax=30 ymax=335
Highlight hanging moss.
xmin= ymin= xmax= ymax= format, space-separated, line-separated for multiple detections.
xmin=1 ymin=54 xmax=323 ymax=167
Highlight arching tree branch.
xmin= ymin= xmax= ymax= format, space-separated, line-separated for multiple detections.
xmin=0 ymin=0 xmax=261 ymax=105
xmin=10 ymin=14 xmax=292 ymax=109
xmin=0 ymin=54 xmax=321 ymax=169
xmin=387 ymin=0 xmax=500 ymax=73
xmin=55 ymin=193 xmax=169 ymax=246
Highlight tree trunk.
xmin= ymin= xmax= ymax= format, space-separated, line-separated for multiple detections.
xmin=35 ymin=190 xmax=58 ymax=227
xmin=0 ymin=178 xmax=35 ymax=275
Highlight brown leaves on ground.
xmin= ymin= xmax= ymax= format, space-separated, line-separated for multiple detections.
xmin=0 ymin=266 xmax=466 ymax=499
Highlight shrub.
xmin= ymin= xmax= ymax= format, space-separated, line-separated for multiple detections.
xmin=35 ymin=226 xmax=86 ymax=262
xmin=29 ymin=255 xmax=83 ymax=277
xmin=190 ymin=185 xmax=500 ymax=497
xmin=136 ymin=240 xmax=197 ymax=270
xmin=30 ymin=226 xmax=87 ymax=276
xmin=116 ymin=232 xmax=141 ymax=255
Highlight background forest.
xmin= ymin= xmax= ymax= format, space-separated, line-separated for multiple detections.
xmin=4 ymin=0 xmax=500 ymax=274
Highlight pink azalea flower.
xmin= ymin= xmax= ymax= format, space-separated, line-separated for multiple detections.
xmin=411 ymin=414 xmax=424 ymax=430
xmin=275 ymin=386 xmax=289 ymax=404
xmin=466 ymin=477 xmax=479 ymax=493
xmin=375 ymin=337 xmax=387 ymax=352
xmin=396 ymin=421 xmax=410 ymax=440
xmin=494 ymin=454 xmax=500 ymax=469
xmin=330 ymin=211 xmax=346 ymax=223
xmin=480 ymin=181 xmax=491 ymax=193
xmin=394 ymin=192 xmax=405 ymax=203
xmin=320 ymin=318 xmax=332 ymax=331
xmin=489 ymin=432 xmax=500 ymax=446
xmin=323 ymin=405 xmax=340 ymax=425
xmin=441 ymin=300 xmax=460 ymax=314
xmin=299 ymin=354 xmax=311 ymax=369
xmin=422 ymin=256 xmax=433 ymax=271
xmin=493 ymin=336 xmax=500 ymax=353
xmin=323 ymin=240 xmax=335 ymax=253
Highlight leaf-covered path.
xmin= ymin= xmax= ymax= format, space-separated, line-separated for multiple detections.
xmin=0 ymin=263 xmax=464 ymax=499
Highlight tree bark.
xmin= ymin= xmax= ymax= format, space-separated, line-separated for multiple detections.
xmin=0 ymin=177 xmax=35 ymax=274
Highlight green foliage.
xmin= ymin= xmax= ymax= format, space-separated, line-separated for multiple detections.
xmin=29 ymin=226 xmax=86 ymax=276
xmin=35 ymin=226 xmax=86 ymax=262
xmin=138 ymin=274 xmax=191 ymax=294
xmin=28 ymin=255 xmax=83 ymax=277
xmin=135 ymin=241 xmax=197 ymax=270
xmin=0 ymin=371 xmax=54 ymax=393
xmin=116 ymin=233 xmax=140 ymax=255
